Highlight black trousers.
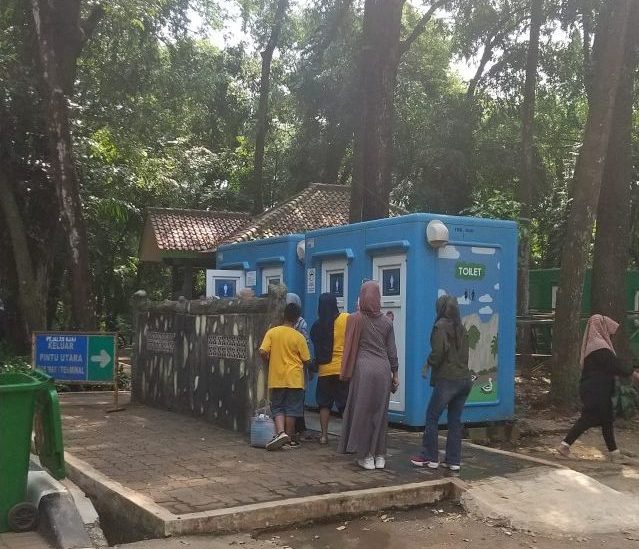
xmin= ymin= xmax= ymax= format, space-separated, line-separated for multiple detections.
xmin=564 ymin=409 xmax=617 ymax=452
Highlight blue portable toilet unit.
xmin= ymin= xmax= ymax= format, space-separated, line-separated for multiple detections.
xmin=303 ymin=213 xmax=517 ymax=427
xmin=214 ymin=234 xmax=306 ymax=299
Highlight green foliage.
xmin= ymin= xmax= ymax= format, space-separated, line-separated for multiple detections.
xmin=0 ymin=343 xmax=30 ymax=373
xmin=1 ymin=0 xmax=637 ymax=359
xmin=393 ymin=6 xmax=472 ymax=214
xmin=468 ymin=325 xmax=481 ymax=350
xmin=464 ymin=188 xmax=521 ymax=220
xmin=613 ymin=379 xmax=639 ymax=419
xmin=71 ymin=6 xmax=258 ymax=321
xmin=117 ymin=362 xmax=131 ymax=390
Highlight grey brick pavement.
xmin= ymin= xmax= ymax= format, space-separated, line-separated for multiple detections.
xmin=0 ymin=532 xmax=51 ymax=549
xmin=60 ymin=392 xmax=532 ymax=515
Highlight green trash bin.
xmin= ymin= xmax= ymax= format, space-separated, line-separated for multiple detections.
xmin=33 ymin=371 xmax=66 ymax=480
xmin=0 ymin=370 xmax=45 ymax=532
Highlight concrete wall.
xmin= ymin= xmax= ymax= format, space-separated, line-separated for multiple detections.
xmin=131 ymin=287 xmax=286 ymax=433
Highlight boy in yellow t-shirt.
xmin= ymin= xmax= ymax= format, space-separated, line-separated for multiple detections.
xmin=259 ymin=302 xmax=311 ymax=450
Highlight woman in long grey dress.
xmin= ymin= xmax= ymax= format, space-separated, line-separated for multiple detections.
xmin=338 ymin=281 xmax=399 ymax=470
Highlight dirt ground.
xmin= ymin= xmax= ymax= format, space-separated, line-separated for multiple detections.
xmin=119 ymin=504 xmax=639 ymax=549
xmin=502 ymin=369 xmax=639 ymax=493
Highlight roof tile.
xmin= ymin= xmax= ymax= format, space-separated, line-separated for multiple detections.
xmin=144 ymin=184 xmax=406 ymax=254
xmin=148 ymin=208 xmax=250 ymax=252
xmin=227 ymin=183 xmax=351 ymax=243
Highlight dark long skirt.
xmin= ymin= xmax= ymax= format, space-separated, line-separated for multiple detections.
xmin=338 ymin=354 xmax=391 ymax=459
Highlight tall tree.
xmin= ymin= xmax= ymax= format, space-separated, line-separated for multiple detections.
xmin=350 ymin=0 xmax=404 ymax=222
xmin=251 ymin=0 xmax=288 ymax=214
xmin=590 ymin=3 xmax=639 ymax=363
xmin=550 ymin=0 xmax=632 ymax=406
xmin=0 ymin=173 xmax=47 ymax=338
xmin=0 ymin=0 xmax=65 ymax=346
xmin=517 ymin=0 xmax=544 ymax=319
xmin=30 ymin=0 xmax=102 ymax=328
xmin=351 ymin=0 xmax=446 ymax=222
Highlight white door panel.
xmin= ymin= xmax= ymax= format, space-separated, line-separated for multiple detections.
xmin=322 ymin=259 xmax=348 ymax=312
xmin=206 ymin=270 xmax=245 ymax=298
xmin=373 ymin=255 xmax=406 ymax=412
xmin=261 ymin=267 xmax=284 ymax=293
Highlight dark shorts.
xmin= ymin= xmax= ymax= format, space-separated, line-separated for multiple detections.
xmin=316 ymin=375 xmax=350 ymax=414
xmin=270 ymin=388 xmax=305 ymax=418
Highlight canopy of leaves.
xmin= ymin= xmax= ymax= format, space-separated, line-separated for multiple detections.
xmin=1 ymin=0 xmax=637 ymax=346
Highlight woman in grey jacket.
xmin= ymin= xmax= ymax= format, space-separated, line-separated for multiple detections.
xmin=411 ymin=295 xmax=471 ymax=472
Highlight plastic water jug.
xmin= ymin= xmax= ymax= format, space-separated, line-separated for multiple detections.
xmin=250 ymin=414 xmax=275 ymax=448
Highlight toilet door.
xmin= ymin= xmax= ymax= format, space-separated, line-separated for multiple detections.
xmin=373 ymin=255 xmax=406 ymax=412
xmin=322 ymin=259 xmax=348 ymax=312
xmin=206 ymin=270 xmax=245 ymax=298
xmin=261 ymin=266 xmax=284 ymax=294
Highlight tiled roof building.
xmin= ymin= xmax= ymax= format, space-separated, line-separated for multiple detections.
xmin=138 ymin=183 xmax=405 ymax=298
xmin=226 ymin=184 xmax=351 ymax=243
xmin=139 ymin=208 xmax=249 ymax=262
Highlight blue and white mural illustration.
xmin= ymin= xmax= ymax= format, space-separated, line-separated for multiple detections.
xmin=436 ymin=244 xmax=501 ymax=403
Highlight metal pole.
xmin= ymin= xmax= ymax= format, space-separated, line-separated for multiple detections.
xmin=107 ymin=333 xmax=125 ymax=413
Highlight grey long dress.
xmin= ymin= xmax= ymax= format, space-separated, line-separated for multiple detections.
xmin=338 ymin=315 xmax=399 ymax=459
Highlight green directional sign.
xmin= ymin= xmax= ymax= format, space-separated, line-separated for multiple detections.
xmin=88 ymin=335 xmax=116 ymax=382
xmin=34 ymin=332 xmax=116 ymax=383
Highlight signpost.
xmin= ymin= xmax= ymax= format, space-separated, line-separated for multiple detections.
xmin=33 ymin=332 xmax=124 ymax=412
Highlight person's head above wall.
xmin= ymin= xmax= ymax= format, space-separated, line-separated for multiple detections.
xmin=284 ymin=302 xmax=301 ymax=324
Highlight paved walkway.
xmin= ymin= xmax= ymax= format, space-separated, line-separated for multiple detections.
xmin=463 ymin=465 xmax=639 ymax=535
xmin=0 ymin=532 xmax=51 ymax=549
xmin=60 ymin=392 xmax=535 ymax=516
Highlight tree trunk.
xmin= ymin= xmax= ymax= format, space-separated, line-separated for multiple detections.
xmin=321 ymin=119 xmax=350 ymax=184
xmin=251 ymin=0 xmax=288 ymax=214
xmin=550 ymin=0 xmax=632 ymax=407
xmin=0 ymin=171 xmax=47 ymax=335
xmin=590 ymin=3 xmax=639 ymax=365
xmin=466 ymin=37 xmax=497 ymax=101
xmin=517 ymin=0 xmax=543 ymax=319
xmin=350 ymin=0 xmax=405 ymax=222
xmin=31 ymin=0 xmax=97 ymax=329
xmin=581 ymin=6 xmax=594 ymax=107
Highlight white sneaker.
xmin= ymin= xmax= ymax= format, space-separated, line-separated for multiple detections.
xmin=374 ymin=456 xmax=386 ymax=469
xmin=557 ymin=442 xmax=571 ymax=458
xmin=441 ymin=462 xmax=460 ymax=472
xmin=357 ymin=456 xmax=375 ymax=470
xmin=609 ymin=449 xmax=636 ymax=465
xmin=265 ymin=431 xmax=290 ymax=451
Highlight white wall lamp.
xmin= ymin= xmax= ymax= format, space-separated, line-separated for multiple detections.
xmin=426 ymin=219 xmax=449 ymax=248
xmin=296 ymin=240 xmax=306 ymax=262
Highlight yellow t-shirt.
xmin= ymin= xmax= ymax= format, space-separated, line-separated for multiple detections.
xmin=260 ymin=325 xmax=311 ymax=389
xmin=319 ymin=312 xmax=349 ymax=377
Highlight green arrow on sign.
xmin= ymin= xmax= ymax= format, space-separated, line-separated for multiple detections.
xmin=90 ymin=349 xmax=111 ymax=368
xmin=88 ymin=335 xmax=116 ymax=382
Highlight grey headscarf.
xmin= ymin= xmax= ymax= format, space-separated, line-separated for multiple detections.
xmin=286 ymin=293 xmax=302 ymax=307
xmin=434 ymin=295 xmax=465 ymax=350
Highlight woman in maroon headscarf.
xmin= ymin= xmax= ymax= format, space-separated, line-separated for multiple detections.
xmin=338 ymin=281 xmax=399 ymax=470
xmin=558 ymin=314 xmax=635 ymax=462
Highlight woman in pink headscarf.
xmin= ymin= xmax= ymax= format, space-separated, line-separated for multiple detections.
xmin=558 ymin=314 xmax=634 ymax=461
xmin=338 ymin=281 xmax=399 ymax=470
